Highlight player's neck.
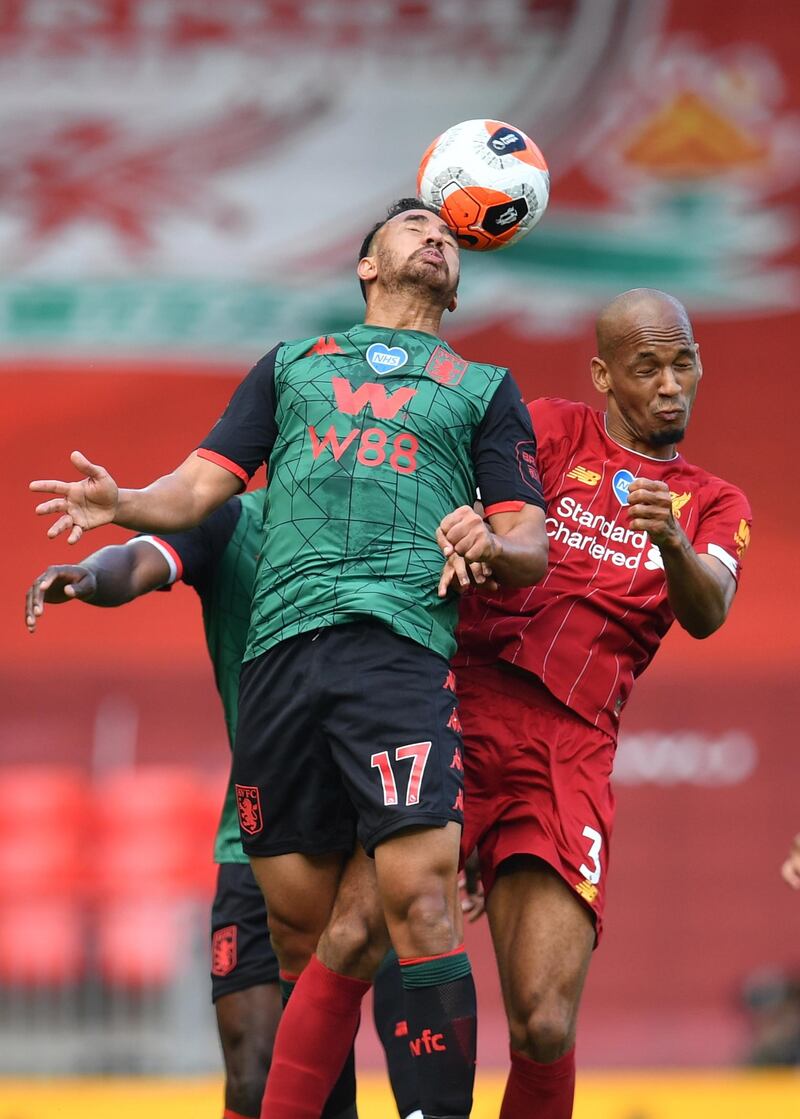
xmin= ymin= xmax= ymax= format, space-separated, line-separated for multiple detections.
xmin=363 ymin=291 xmax=445 ymax=337
xmin=604 ymin=412 xmax=679 ymax=461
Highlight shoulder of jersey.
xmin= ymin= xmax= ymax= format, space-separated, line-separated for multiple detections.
xmin=278 ymin=334 xmax=358 ymax=363
xmin=529 ymin=397 xmax=595 ymax=437
xmin=672 ymin=460 xmax=750 ymax=508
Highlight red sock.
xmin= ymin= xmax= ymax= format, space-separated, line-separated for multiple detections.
xmin=260 ymin=954 xmax=369 ymax=1118
xmin=225 ymin=1112 xmax=255 ymax=1119
xmin=499 ymin=1046 xmax=576 ymax=1119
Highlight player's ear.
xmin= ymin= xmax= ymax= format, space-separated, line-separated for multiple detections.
xmin=447 ymin=292 xmax=458 ymax=313
xmin=590 ymin=356 xmax=610 ymax=395
xmin=357 ymin=256 xmax=378 ymax=285
xmin=694 ymin=342 xmax=704 ymax=381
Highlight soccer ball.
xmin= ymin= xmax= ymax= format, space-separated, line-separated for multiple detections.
xmin=417 ymin=119 xmax=550 ymax=251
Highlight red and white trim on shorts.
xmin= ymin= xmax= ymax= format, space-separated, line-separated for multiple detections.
xmin=196 ymin=447 xmax=250 ymax=487
xmin=130 ymin=536 xmax=183 ymax=584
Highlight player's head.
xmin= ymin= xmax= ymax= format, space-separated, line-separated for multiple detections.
xmin=591 ymin=288 xmax=703 ymax=450
xmin=357 ymin=198 xmax=460 ymax=311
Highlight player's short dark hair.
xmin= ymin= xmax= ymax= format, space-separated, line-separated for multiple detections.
xmin=357 ymin=197 xmax=442 ymax=301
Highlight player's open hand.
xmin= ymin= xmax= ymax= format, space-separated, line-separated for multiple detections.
xmin=25 ymin=565 xmax=97 ymax=633
xmin=437 ymin=505 xmax=498 ymax=565
xmin=30 ymin=451 xmax=119 ymax=544
xmin=781 ymin=835 xmax=800 ymax=890
xmin=626 ymin=479 xmax=680 ymax=549
xmin=437 ymin=555 xmax=498 ymax=598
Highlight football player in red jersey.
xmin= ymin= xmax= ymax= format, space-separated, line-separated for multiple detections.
xmin=452 ymin=289 xmax=753 ymax=1119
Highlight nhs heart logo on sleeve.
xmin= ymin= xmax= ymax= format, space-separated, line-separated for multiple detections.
xmin=612 ymin=469 xmax=635 ymax=505
xmin=366 ymin=343 xmax=409 ymax=375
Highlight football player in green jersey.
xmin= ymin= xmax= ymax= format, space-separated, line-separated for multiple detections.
xmin=24 ymin=492 xmax=419 ymax=1119
xmin=31 ymin=198 xmax=549 ymax=1119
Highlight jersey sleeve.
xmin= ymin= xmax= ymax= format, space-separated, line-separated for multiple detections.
xmin=136 ymin=498 xmax=243 ymax=595
xmin=692 ymin=483 xmax=752 ymax=582
xmin=472 ymin=372 xmax=546 ymax=516
xmin=197 ymin=345 xmax=281 ymax=484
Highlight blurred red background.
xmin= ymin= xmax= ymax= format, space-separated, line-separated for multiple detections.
xmin=3 ymin=0 xmax=800 ymax=1071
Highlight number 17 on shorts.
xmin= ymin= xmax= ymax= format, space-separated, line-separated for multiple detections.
xmin=371 ymin=741 xmax=432 ymax=806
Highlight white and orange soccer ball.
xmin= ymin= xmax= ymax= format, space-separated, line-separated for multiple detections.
xmin=417 ymin=118 xmax=550 ymax=251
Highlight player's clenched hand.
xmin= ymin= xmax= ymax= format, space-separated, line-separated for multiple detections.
xmin=25 ymin=565 xmax=97 ymax=633
xmin=30 ymin=451 xmax=119 ymax=545
xmin=781 ymin=835 xmax=800 ymax=890
xmin=437 ymin=555 xmax=497 ymax=598
xmin=626 ymin=479 xmax=680 ymax=549
xmin=437 ymin=505 xmax=498 ymax=565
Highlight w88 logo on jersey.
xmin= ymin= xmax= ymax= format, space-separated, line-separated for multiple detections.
xmin=307 ymin=376 xmax=420 ymax=474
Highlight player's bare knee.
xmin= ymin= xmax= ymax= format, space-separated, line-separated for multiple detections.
xmin=510 ymin=995 xmax=576 ymax=1062
xmin=220 ymin=1022 xmax=273 ymax=1115
xmin=266 ymin=914 xmax=318 ymax=975
xmin=398 ymin=889 xmax=458 ymax=957
xmin=317 ymin=908 xmax=389 ymax=979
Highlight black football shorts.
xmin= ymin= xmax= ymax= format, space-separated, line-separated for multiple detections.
xmin=210 ymin=861 xmax=279 ymax=1002
xmin=232 ymin=620 xmax=464 ymax=858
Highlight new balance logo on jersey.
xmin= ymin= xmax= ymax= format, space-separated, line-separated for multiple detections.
xmin=567 ymin=465 xmax=601 ymax=486
xmin=409 ymin=1028 xmax=447 ymax=1056
xmin=332 ymin=377 xmax=416 ymax=420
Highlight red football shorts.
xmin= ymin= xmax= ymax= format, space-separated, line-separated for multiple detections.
xmin=458 ymin=662 xmax=616 ymax=940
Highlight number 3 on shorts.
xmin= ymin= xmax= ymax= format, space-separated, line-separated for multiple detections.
xmin=579 ymin=825 xmax=603 ymax=885
xmin=371 ymin=741 xmax=432 ymax=807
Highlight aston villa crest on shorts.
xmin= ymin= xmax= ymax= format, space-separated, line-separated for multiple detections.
xmin=425 ymin=346 xmax=468 ymax=387
xmin=211 ymin=925 xmax=237 ymax=977
xmin=235 ymin=784 xmax=263 ymax=835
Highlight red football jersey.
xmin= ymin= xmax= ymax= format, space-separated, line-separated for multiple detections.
xmin=455 ymin=398 xmax=752 ymax=739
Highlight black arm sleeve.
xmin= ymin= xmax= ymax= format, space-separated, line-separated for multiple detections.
xmin=198 ymin=345 xmax=281 ymax=480
xmin=153 ymin=497 xmax=242 ymax=596
xmin=472 ymin=372 xmax=545 ymax=511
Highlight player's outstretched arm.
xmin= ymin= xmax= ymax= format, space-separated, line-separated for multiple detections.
xmin=25 ymin=541 xmax=171 ymax=634
xmin=626 ymin=479 xmax=734 ymax=638
xmin=31 ymin=450 xmax=241 ymax=544
xmin=437 ymin=504 xmax=548 ymax=588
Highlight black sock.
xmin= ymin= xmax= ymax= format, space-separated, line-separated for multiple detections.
xmin=399 ymin=947 xmax=476 ymax=1119
xmin=373 ymin=950 xmax=421 ymax=1118
xmin=280 ymin=969 xmax=359 ymax=1119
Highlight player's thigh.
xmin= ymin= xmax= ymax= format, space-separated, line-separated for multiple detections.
xmin=233 ymin=635 xmax=357 ymax=860
xmin=462 ymin=667 xmax=615 ymax=936
xmin=374 ymin=820 xmax=463 ymax=958
xmin=248 ymin=850 xmax=346 ymax=974
xmin=487 ymin=857 xmax=595 ymax=1035
xmin=323 ymin=621 xmax=464 ymax=859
